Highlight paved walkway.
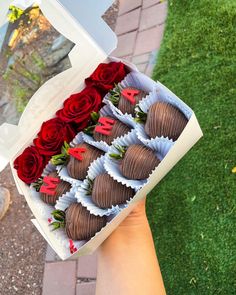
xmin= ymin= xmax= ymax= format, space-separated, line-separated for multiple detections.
xmin=42 ymin=247 xmax=98 ymax=295
xmin=42 ymin=1 xmax=167 ymax=294
xmin=113 ymin=0 xmax=167 ymax=76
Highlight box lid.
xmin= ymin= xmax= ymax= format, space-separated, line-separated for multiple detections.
xmin=0 ymin=0 xmax=117 ymax=172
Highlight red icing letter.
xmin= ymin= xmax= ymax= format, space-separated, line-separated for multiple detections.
xmin=95 ymin=117 xmax=115 ymax=136
xmin=121 ymin=89 xmax=140 ymax=105
xmin=68 ymin=147 xmax=86 ymax=161
xmin=40 ymin=176 xmax=60 ymax=196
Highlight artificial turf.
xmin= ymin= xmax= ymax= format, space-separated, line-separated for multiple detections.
xmin=146 ymin=0 xmax=236 ymax=294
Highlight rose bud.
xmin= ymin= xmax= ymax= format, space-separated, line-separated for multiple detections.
xmin=85 ymin=62 xmax=128 ymax=92
xmin=33 ymin=117 xmax=76 ymax=157
xmin=14 ymin=146 xmax=48 ymax=184
xmin=56 ymin=87 xmax=102 ymax=132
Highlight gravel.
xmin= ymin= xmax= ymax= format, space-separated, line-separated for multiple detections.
xmin=0 ymin=187 xmax=10 ymax=220
xmin=103 ymin=0 xmax=119 ymax=30
xmin=0 ymin=166 xmax=46 ymax=295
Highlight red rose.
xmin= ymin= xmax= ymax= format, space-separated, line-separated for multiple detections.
xmin=14 ymin=146 xmax=47 ymax=184
xmin=34 ymin=118 xmax=76 ymax=156
xmin=56 ymin=87 xmax=102 ymax=129
xmin=85 ymin=62 xmax=127 ymax=91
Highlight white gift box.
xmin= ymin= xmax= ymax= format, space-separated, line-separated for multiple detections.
xmin=0 ymin=0 xmax=203 ymax=260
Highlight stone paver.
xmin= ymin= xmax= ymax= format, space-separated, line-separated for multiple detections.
xmin=42 ymin=261 xmax=77 ymax=295
xmin=145 ymin=64 xmax=153 ymax=77
xmin=132 ymin=53 xmax=150 ymax=65
xmin=113 ymin=1 xmax=167 ymax=73
xmin=136 ymin=63 xmax=147 ymax=73
xmin=113 ymin=31 xmax=137 ymax=57
xmin=76 ymin=281 xmax=96 ymax=295
xmin=145 ymin=50 xmax=158 ymax=76
xmin=140 ymin=2 xmax=167 ymax=31
xmin=143 ymin=0 xmax=162 ymax=9
xmin=134 ymin=25 xmax=164 ymax=55
xmin=119 ymin=0 xmax=142 ymax=16
xmin=120 ymin=55 xmax=133 ymax=61
xmin=116 ymin=8 xmax=141 ymax=35
xmin=77 ymin=251 xmax=98 ymax=278
xmin=45 ymin=244 xmax=60 ymax=262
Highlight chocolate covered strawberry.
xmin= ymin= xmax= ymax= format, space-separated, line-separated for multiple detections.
xmin=109 ymin=86 xmax=147 ymax=115
xmin=50 ymin=204 xmax=106 ymax=241
xmin=51 ymin=142 xmax=104 ymax=180
xmin=137 ymin=102 xmax=188 ymax=141
xmin=84 ymin=112 xmax=131 ymax=145
xmin=91 ymin=173 xmax=134 ymax=208
xmin=67 ymin=143 xmax=104 ymax=180
xmin=37 ymin=171 xmax=71 ymax=205
xmin=110 ymin=144 xmax=160 ymax=180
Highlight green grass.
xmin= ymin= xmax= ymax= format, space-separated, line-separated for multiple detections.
xmin=147 ymin=0 xmax=236 ymax=294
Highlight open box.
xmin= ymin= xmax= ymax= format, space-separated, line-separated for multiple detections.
xmin=0 ymin=0 xmax=203 ymax=260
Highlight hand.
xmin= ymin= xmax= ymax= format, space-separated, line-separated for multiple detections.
xmin=96 ymin=195 xmax=166 ymax=295
xmin=118 ymin=197 xmax=147 ymax=229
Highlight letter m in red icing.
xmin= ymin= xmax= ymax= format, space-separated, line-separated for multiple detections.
xmin=95 ymin=117 xmax=115 ymax=136
xmin=40 ymin=176 xmax=60 ymax=196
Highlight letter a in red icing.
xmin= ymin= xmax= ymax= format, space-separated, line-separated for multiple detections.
xmin=40 ymin=176 xmax=60 ymax=196
xmin=95 ymin=117 xmax=115 ymax=136
xmin=121 ymin=89 xmax=140 ymax=105
xmin=68 ymin=147 xmax=86 ymax=161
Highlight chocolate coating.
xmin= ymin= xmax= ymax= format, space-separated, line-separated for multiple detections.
xmin=145 ymin=102 xmax=188 ymax=140
xmin=40 ymin=171 xmax=71 ymax=205
xmin=118 ymin=88 xmax=147 ymax=115
xmin=120 ymin=144 xmax=160 ymax=180
xmin=67 ymin=143 xmax=104 ymax=180
xmin=93 ymin=117 xmax=131 ymax=144
xmin=65 ymin=203 xmax=106 ymax=240
xmin=92 ymin=173 xmax=134 ymax=208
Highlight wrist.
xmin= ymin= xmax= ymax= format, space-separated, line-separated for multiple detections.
xmin=100 ymin=203 xmax=149 ymax=252
xmin=118 ymin=198 xmax=147 ymax=228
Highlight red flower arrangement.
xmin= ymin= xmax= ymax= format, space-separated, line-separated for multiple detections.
xmin=56 ymin=86 xmax=102 ymax=130
xmin=85 ymin=62 xmax=127 ymax=92
xmin=14 ymin=62 xmax=128 ymax=184
xmin=14 ymin=146 xmax=48 ymax=184
xmin=34 ymin=118 xmax=76 ymax=157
